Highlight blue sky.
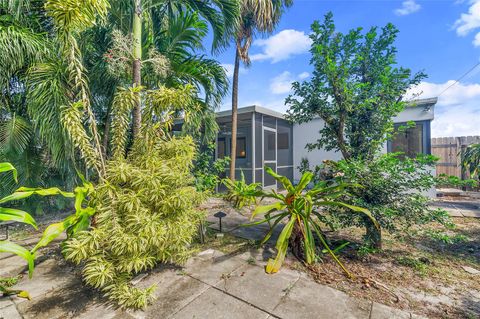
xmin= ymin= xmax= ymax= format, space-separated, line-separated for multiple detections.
xmin=212 ymin=0 xmax=480 ymax=137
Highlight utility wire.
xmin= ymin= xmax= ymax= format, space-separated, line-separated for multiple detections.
xmin=438 ymin=61 xmax=480 ymax=97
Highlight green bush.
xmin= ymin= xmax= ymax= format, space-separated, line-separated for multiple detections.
xmin=63 ymin=134 xmax=204 ymax=309
xmin=223 ymin=171 xmax=262 ymax=209
xmin=319 ymin=153 xmax=450 ymax=249
xmin=435 ymin=174 xmax=478 ymax=189
xmin=193 ymin=143 xmax=230 ymax=193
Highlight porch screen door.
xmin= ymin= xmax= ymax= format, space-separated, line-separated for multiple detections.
xmin=263 ymin=128 xmax=277 ymax=189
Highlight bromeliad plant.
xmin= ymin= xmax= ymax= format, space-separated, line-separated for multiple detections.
xmin=249 ymin=167 xmax=378 ymax=277
xmin=223 ymin=171 xmax=262 ymax=209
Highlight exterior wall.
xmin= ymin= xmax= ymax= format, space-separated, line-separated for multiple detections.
xmin=292 ymin=105 xmax=436 ymax=197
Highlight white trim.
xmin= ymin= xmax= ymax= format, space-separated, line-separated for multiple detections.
xmin=277 ymin=165 xmax=293 ymax=169
xmin=263 ymin=126 xmax=276 ymax=132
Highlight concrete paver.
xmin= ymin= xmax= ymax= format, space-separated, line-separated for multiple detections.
xmin=215 ymin=263 xmax=300 ymax=312
xmin=271 ymin=277 xmax=372 ymax=319
xmin=370 ymin=302 xmax=410 ymax=319
xmin=171 ymin=287 xmax=270 ymax=319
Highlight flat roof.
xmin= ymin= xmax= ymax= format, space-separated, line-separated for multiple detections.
xmin=216 ymin=97 xmax=438 ymax=120
xmin=216 ymin=105 xmax=286 ymax=119
xmin=406 ymin=97 xmax=438 ymax=109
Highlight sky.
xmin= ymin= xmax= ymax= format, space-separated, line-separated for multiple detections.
xmin=212 ymin=0 xmax=480 ymax=137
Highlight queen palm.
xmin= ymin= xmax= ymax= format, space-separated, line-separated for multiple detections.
xmin=229 ymin=0 xmax=293 ymax=181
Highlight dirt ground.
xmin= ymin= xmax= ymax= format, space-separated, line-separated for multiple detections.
xmin=284 ymin=217 xmax=480 ymax=319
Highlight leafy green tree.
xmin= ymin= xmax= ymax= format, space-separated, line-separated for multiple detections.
xmin=229 ymin=0 xmax=293 ymax=180
xmin=286 ymin=12 xmax=426 ymax=161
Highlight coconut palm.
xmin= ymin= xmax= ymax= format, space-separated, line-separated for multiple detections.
xmin=229 ymin=0 xmax=293 ymax=181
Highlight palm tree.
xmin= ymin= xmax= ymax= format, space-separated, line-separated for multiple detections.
xmin=123 ymin=0 xmax=240 ymax=139
xmin=229 ymin=0 xmax=293 ymax=181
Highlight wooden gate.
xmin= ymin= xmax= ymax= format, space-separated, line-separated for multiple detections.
xmin=431 ymin=136 xmax=480 ymax=178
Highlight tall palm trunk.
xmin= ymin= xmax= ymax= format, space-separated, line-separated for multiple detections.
xmin=229 ymin=49 xmax=240 ymax=181
xmin=132 ymin=0 xmax=142 ymax=139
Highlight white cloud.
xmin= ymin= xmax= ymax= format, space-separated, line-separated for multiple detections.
xmin=453 ymin=0 xmax=480 ymax=46
xmin=270 ymin=71 xmax=310 ymax=95
xmin=250 ymin=29 xmax=312 ymax=63
xmin=298 ymin=72 xmax=310 ymax=80
xmin=394 ymin=0 xmax=421 ymax=16
xmin=221 ymin=63 xmax=247 ymax=78
xmin=407 ymin=81 xmax=480 ymax=137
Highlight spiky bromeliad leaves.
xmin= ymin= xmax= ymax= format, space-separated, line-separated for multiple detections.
xmin=63 ymin=131 xmax=204 ymax=309
xmin=248 ymin=167 xmax=378 ymax=277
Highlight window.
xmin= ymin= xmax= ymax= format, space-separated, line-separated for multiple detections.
xmin=235 ymin=137 xmax=247 ymax=159
xmin=390 ymin=122 xmax=424 ymax=158
xmin=217 ymin=138 xmax=226 ymax=159
xmin=278 ymin=132 xmax=289 ymax=150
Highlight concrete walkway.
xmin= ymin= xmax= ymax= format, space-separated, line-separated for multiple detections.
xmin=0 ymin=248 xmax=424 ymax=319
xmin=0 ymin=204 xmax=426 ymax=319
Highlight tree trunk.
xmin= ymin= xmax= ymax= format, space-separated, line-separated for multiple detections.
xmin=229 ymin=49 xmax=240 ymax=181
xmin=131 ymin=0 xmax=142 ymax=139
xmin=365 ymin=220 xmax=382 ymax=250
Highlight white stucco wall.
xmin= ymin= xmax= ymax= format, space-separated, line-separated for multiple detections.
xmin=292 ymin=105 xmax=436 ymax=197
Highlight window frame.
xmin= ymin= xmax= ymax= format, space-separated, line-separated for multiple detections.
xmin=387 ymin=120 xmax=431 ymax=157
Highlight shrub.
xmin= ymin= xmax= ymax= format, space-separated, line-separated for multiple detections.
xmin=223 ymin=171 xmax=262 ymax=209
xmin=248 ymin=167 xmax=376 ymax=276
xmin=435 ymin=174 xmax=478 ymax=189
xmin=319 ymin=153 xmax=450 ymax=249
xmin=192 ymin=143 xmax=230 ymax=193
xmin=63 ymin=133 xmax=204 ymax=309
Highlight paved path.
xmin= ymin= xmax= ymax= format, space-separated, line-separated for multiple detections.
xmin=0 ymin=248 xmax=424 ymax=319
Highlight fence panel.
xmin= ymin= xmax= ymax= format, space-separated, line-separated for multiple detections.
xmin=431 ymin=136 xmax=480 ymax=178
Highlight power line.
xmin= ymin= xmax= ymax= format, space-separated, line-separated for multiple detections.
xmin=438 ymin=61 xmax=480 ymax=97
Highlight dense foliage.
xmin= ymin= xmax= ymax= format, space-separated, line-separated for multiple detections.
xmin=316 ymin=154 xmax=450 ymax=249
xmin=63 ymin=132 xmax=204 ymax=309
xmin=286 ymin=12 xmax=425 ymax=161
xmin=435 ymin=174 xmax=478 ymax=190
xmin=192 ymin=143 xmax=230 ymax=192
xmin=250 ymin=167 xmax=376 ymax=276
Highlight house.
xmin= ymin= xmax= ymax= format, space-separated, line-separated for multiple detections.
xmin=214 ymin=97 xmax=437 ymax=191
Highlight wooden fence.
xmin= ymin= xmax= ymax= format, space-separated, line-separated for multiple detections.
xmin=431 ymin=136 xmax=480 ymax=178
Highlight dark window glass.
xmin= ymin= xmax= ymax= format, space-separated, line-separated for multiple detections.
xmin=391 ymin=123 xmax=424 ymax=158
xmin=235 ymin=137 xmax=247 ymax=158
xmin=278 ymin=132 xmax=289 ymax=150
xmin=264 ymin=130 xmax=276 ymax=161
xmin=217 ymin=138 xmax=226 ymax=159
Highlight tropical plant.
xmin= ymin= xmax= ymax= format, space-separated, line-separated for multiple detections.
xmin=0 ymin=162 xmax=93 ymax=298
xmin=223 ymin=171 xmax=262 ymax=208
xmin=63 ymin=131 xmax=204 ymax=309
xmin=319 ymin=153 xmax=451 ymax=249
xmin=248 ymin=167 xmax=376 ymax=276
xmin=462 ymin=143 xmax=480 ymax=180
xmin=286 ymin=12 xmax=426 ymax=161
xmin=193 ymin=143 xmax=230 ymax=192
xmin=229 ymin=0 xmax=293 ymax=180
